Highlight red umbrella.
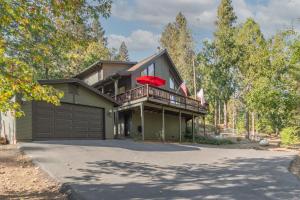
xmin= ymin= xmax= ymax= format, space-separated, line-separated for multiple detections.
xmin=136 ymin=75 xmax=166 ymax=87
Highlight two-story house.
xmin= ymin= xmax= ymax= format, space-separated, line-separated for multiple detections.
xmin=75 ymin=49 xmax=207 ymax=141
xmin=3 ymin=49 xmax=206 ymax=144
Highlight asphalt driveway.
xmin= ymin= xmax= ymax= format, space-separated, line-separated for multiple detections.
xmin=20 ymin=140 xmax=300 ymax=200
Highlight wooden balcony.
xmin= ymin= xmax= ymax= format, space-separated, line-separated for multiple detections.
xmin=114 ymin=84 xmax=207 ymax=114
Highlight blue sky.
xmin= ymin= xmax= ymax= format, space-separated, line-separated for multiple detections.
xmin=101 ymin=0 xmax=300 ymax=61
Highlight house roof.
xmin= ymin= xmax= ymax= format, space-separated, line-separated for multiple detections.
xmin=92 ymin=49 xmax=184 ymax=88
xmin=39 ymin=78 xmax=119 ymax=105
xmin=74 ymin=60 xmax=137 ymax=79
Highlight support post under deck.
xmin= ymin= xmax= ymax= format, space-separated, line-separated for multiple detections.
xmin=140 ymin=103 xmax=144 ymax=141
xmin=179 ymin=111 xmax=182 ymax=143
xmin=192 ymin=114 xmax=195 ymax=143
xmin=162 ymin=107 xmax=165 ymax=142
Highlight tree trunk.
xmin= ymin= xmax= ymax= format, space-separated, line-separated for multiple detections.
xmin=214 ymin=100 xmax=218 ymax=133
xmin=232 ymin=104 xmax=236 ymax=134
xmin=224 ymin=102 xmax=227 ymax=128
xmin=45 ymin=67 xmax=49 ymax=80
xmin=218 ymin=100 xmax=221 ymax=125
xmin=251 ymin=112 xmax=255 ymax=140
xmin=245 ymin=111 xmax=250 ymax=139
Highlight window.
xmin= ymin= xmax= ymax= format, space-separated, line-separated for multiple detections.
xmin=140 ymin=63 xmax=155 ymax=76
xmin=169 ymin=77 xmax=175 ymax=90
xmin=148 ymin=63 xmax=155 ymax=76
xmin=141 ymin=68 xmax=147 ymax=76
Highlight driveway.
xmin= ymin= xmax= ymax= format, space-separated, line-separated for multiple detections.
xmin=20 ymin=140 xmax=300 ymax=200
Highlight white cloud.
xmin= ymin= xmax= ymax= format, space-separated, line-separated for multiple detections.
xmin=251 ymin=0 xmax=300 ymax=36
xmin=112 ymin=0 xmax=218 ymax=31
xmin=107 ymin=29 xmax=160 ymax=52
xmin=111 ymin=0 xmax=300 ymax=38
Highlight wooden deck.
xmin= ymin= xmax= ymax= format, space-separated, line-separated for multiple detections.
xmin=114 ymin=84 xmax=207 ymax=114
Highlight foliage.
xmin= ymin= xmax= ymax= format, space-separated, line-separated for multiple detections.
xmin=236 ymin=115 xmax=246 ymax=134
xmin=196 ymin=0 xmax=300 ymax=137
xmin=0 ymin=0 xmax=112 ymax=115
xmin=213 ymin=0 xmax=238 ymax=102
xmin=160 ymin=12 xmax=194 ymax=92
xmin=184 ymin=134 xmax=234 ymax=145
xmin=116 ymin=41 xmax=130 ymax=61
xmin=280 ymin=126 xmax=300 ymax=145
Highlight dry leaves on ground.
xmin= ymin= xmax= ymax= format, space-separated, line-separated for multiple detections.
xmin=0 ymin=145 xmax=67 ymax=200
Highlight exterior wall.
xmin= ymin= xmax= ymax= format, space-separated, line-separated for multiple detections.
xmin=0 ymin=111 xmax=16 ymax=144
xmin=51 ymin=83 xmax=115 ymax=139
xmin=130 ymin=54 xmax=184 ymax=95
xmin=83 ymin=70 xmax=101 ymax=85
xmin=131 ymin=108 xmax=186 ymax=141
xmin=16 ymin=101 xmax=33 ymax=141
xmin=102 ymin=63 xmax=131 ymax=79
xmin=16 ymin=83 xmax=115 ymax=141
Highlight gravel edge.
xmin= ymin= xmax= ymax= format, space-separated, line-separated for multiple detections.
xmin=289 ymin=154 xmax=300 ymax=180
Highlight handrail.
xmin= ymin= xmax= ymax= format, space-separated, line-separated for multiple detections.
xmin=114 ymin=84 xmax=206 ymax=113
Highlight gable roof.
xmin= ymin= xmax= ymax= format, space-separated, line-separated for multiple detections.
xmin=127 ymin=49 xmax=183 ymax=83
xmin=74 ymin=60 xmax=137 ymax=79
xmin=94 ymin=49 xmax=183 ymax=85
xmin=39 ymin=78 xmax=119 ymax=105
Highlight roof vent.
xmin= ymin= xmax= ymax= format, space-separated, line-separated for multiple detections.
xmin=157 ymin=46 xmax=161 ymax=53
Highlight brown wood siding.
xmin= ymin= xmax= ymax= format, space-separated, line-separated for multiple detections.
xmin=32 ymin=102 xmax=105 ymax=139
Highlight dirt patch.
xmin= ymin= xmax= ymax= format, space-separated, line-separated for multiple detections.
xmin=290 ymin=153 xmax=300 ymax=179
xmin=0 ymin=145 xmax=66 ymax=200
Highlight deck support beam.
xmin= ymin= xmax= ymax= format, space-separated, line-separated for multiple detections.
xmin=114 ymin=110 xmax=119 ymax=138
xmin=114 ymin=79 xmax=118 ymax=100
xmin=179 ymin=111 xmax=182 ymax=143
xmin=162 ymin=107 xmax=165 ymax=142
xmin=140 ymin=103 xmax=144 ymax=141
xmin=192 ymin=114 xmax=195 ymax=143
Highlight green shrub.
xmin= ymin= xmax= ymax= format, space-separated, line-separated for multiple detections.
xmin=280 ymin=126 xmax=300 ymax=145
xmin=236 ymin=117 xmax=246 ymax=135
xmin=194 ymin=135 xmax=234 ymax=145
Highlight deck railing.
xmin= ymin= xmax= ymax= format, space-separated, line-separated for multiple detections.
xmin=114 ymin=84 xmax=206 ymax=113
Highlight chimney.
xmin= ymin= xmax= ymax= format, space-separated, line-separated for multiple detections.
xmin=157 ymin=46 xmax=161 ymax=53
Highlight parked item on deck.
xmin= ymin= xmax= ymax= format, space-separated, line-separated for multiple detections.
xmin=136 ymin=75 xmax=166 ymax=87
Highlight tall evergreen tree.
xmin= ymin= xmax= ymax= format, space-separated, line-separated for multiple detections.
xmin=62 ymin=18 xmax=111 ymax=77
xmin=160 ymin=12 xmax=194 ymax=92
xmin=235 ymin=18 xmax=269 ymax=137
xmin=214 ymin=0 xmax=238 ymax=128
xmin=91 ymin=18 xmax=107 ymax=46
xmin=117 ymin=41 xmax=129 ymax=61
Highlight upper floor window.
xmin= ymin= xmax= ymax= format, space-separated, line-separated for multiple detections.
xmin=169 ymin=77 xmax=175 ymax=90
xmin=141 ymin=63 xmax=155 ymax=76
xmin=141 ymin=68 xmax=147 ymax=76
xmin=148 ymin=63 xmax=155 ymax=76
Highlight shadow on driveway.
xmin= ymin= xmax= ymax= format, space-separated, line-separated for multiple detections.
xmin=22 ymin=139 xmax=201 ymax=152
xmin=63 ymin=156 xmax=300 ymax=200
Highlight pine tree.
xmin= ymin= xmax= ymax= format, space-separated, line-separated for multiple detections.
xmin=214 ymin=0 xmax=238 ymax=128
xmin=117 ymin=41 xmax=129 ymax=61
xmin=160 ymin=12 xmax=194 ymax=92
xmin=235 ymin=18 xmax=269 ymax=137
xmin=91 ymin=18 xmax=107 ymax=46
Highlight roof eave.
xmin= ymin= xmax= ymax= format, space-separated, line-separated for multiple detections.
xmin=38 ymin=78 xmax=120 ymax=106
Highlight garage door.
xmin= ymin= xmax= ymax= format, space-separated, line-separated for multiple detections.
xmin=33 ymin=102 xmax=105 ymax=139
